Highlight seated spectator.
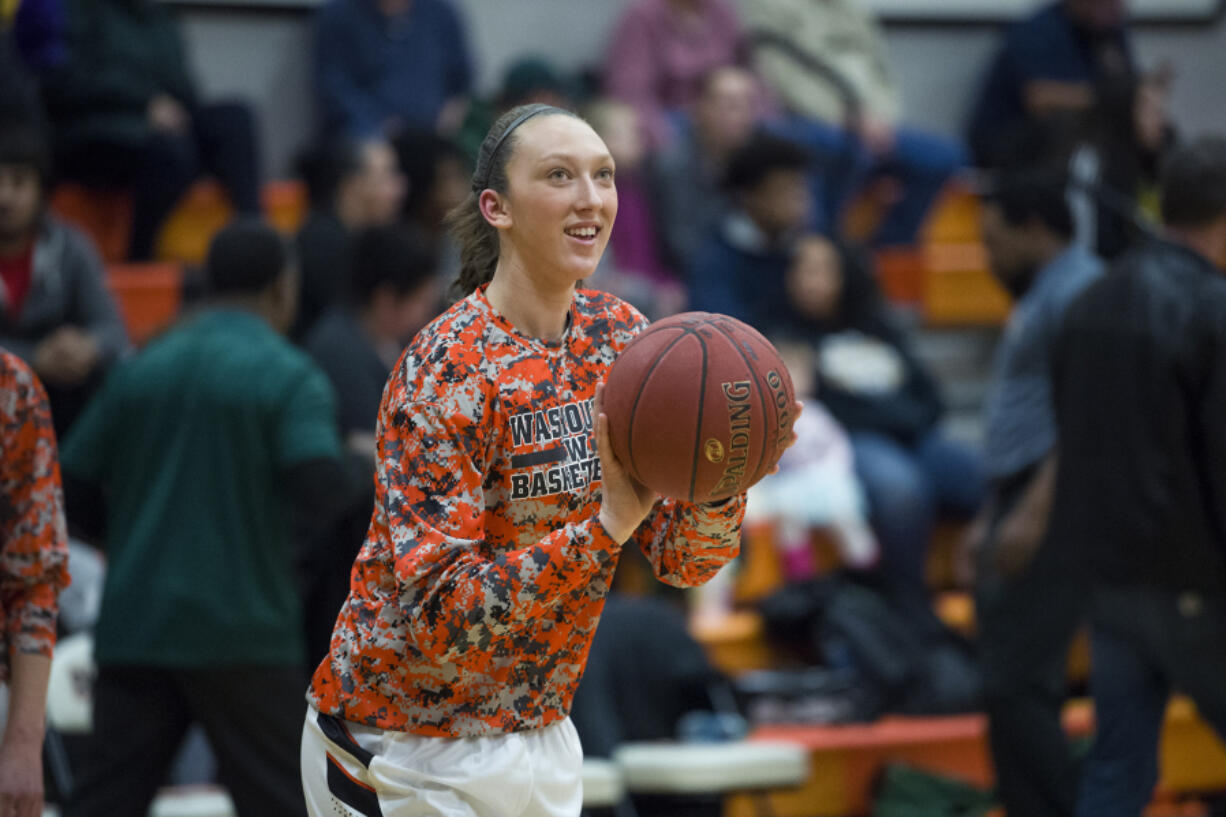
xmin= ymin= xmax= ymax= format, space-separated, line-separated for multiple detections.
xmin=652 ymin=66 xmax=760 ymax=272
xmin=0 ymin=123 xmax=128 ymax=436
xmin=60 ymin=220 xmax=347 ymax=817
xmin=778 ymin=234 xmax=985 ymax=603
xmin=301 ymin=224 xmax=438 ymax=669
xmin=291 ymin=136 xmax=405 ymax=340
xmin=1 ymin=52 xmax=37 ymax=135
xmin=314 ymin=0 xmax=473 ymax=139
xmin=570 ymin=593 xmax=728 ymax=760
xmin=40 ymin=0 xmax=261 ymax=262
xmin=746 ymin=339 xmax=877 ymax=581
xmin=966 ymin=0 xmax=1140 ymax=171
xmin=392 ymin=128 xmax=469 ymax=297
xmin=585 ymin=98 xmax=684 ymax=319
xmin=603 ymin=0 xmax=751 ymax=149
xmin=11 ymin=0 xmax=66 ymax=74
xmin=686 ymin=132 xmax=812 ymax=325
xmin=304 ymin=225 xmax=439 ymax=456
xmin=744 ymin=0 xmax=967 ymax=247
xmin=455 ymin=55 xmax=575 ymax=165
xmin=1065 ymin=70 xmax=1173 ymax=260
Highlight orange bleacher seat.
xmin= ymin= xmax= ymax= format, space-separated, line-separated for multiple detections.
xmin=917 ymin=182 xmax=1012 ymax=327
xmin=723 ymin=698 xmax=1226 ymax=817
xmin=50 ymin=185 xmax=134 ymax=264
xmin=106 ymin=262 xmax=184 ymax=346
xmin=154 ymin=180 xmax=233 ymax=266
xmin=262 ymin=179 xmax=309 ymax=235
xmin=53 ymin=180 xmax=306 ymax=267
xmin=154 ymin=179 xmax=310 ymax=265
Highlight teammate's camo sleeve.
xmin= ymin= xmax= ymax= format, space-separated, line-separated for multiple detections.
xmin=1 ymin=359 xmax=70 ymax=663
xmin=384 ymin=401 xmax=621 ymax=664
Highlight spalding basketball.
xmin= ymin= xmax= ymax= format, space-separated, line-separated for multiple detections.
xmin=603 ymin=312 xmax=797 ymax=503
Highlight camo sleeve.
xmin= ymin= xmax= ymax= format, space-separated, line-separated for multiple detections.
xmin=384 ymin=399 xmax=622 ymax=665
xmin=0 ymin=351 xmax=70 ymax=681
xmin=632 ymin=493 xmax=746 ymax=587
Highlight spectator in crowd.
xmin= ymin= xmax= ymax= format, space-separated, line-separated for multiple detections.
xmin=305 ymin=224 xmax=439 ymax=456
xmin=0 ymin=123 xmax=128 ymax=436
xmin=687 ymin=132 xmax=812 ymax=325
xmin=744 ymin=0 xmax=967 ymax=247
xmin=392 ymin=128 xmax=469 ymax=296
xmin=314 ymin=0 xmax=474 ymax=140
xmin=455 ymin=56 xmax=575 ymax=165
xmin=40 ymin=0 xmax=262 ymax=261
xmin=1049 ymin=137 xmax=1226 ymax=817
xmin=1066 ymin=70 xmax=1174 ymax=260
xmin=60 ymin=220 xmax=346 ymax=817
xmin=777 ymin=233 xmax=984 ymax=603
xmin=966 ymin=0 xmax=1139 ymax=171
xmin=301 ymin=224 xmax=438 ymax=670
xmin=291 ymin=136 xmax=405 ymax=340
xmin=2 ymin=26 xmax=45 ymax=122
xmin=570 ymin=593 xmax=727 ymax=762
xmin=0 ymin=348 xmax=71 ymax=817
xmin=603 ymin=0 xmax=751 ymax=149
xmin=652 ymin=66 xmax=760 ymax=272
xmin=970 ymin=171 xmax=1104 ymax=817
xmin=11 ymin=0 xmax=66 ymax=74
xmin=585 ymin=98 xmax=683 ymax=319
xmin=745 ymin=339 xmax=877 ymax=580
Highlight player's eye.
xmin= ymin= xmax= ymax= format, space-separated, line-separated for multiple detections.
xmin=596 ymin=167 xmax=615 ymax=181
xmin=549 ymin=168 xmax=570 ymax=181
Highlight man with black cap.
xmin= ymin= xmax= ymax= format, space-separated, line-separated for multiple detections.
xmin=1050 ymin=136 xmax=1226 ymax=816
xmin=60 ymin=219 xmax=344 ymax=817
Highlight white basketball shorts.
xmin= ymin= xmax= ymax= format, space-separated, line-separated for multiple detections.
xmin=301 ymin=706 xmax=583 ymax=817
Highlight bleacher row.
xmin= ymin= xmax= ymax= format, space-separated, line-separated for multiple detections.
xmin=692 ymin=521 xmax=1226 ymax=817
xmin=53 ymin=178 xmax=1226 ymax=816
xmin=55 ymin=171 xmax=1012 ymax=352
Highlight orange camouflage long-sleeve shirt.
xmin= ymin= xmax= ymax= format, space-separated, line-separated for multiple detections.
xmin=0 ymin=350 xmax=70 ymax=684
xmin=309 ymin=287 xmax=745 ymax=736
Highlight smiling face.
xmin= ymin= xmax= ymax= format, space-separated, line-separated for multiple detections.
xmin=482 ymin=114 xmax=618 ymax=290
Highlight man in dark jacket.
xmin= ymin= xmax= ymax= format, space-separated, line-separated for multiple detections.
xmin=1050 ymin=136 xmax=1226 ymax=817
xmin=40 ymin=0 xmax=261 ymax=260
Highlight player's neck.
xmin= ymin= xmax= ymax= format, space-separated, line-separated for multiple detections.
xmin=486 ymin=259 xmax=573 ymax=343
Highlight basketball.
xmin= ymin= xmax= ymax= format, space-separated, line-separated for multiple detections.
xmin=603 ymin=312 xmax=797 ymax=503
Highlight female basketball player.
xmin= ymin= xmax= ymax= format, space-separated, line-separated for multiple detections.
xmin=302 ymin=103 xmax=798 ymax=817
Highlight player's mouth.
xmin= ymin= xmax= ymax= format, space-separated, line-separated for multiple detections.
xmin=564 ymin=223 xmax=601 ymax=244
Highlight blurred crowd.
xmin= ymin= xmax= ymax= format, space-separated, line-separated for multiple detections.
xmin=3 ymin=0 xmax=1223 ymax=815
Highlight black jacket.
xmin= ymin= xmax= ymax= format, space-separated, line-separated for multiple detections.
xmin=1050 ymin=237 xmax=1226 ymax=592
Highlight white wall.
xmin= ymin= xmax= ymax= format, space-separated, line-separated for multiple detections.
xmin=178 ymin=0 xmax=1226 ymax=177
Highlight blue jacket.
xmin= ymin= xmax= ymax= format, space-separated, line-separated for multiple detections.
xmin=314 ymin=0 xmax=473 ymax=138
xmin=966 ymin=1 xmax=1133 ymax=167
xmin=686 ymin=212 xmax=792 ymax=328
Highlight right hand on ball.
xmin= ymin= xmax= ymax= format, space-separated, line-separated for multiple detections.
xmin=595 ymin=383 xmax=657 ymax=544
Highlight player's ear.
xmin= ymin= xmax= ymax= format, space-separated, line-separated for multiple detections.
xmin=479 ymin=189 xmax=512 ymax=230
